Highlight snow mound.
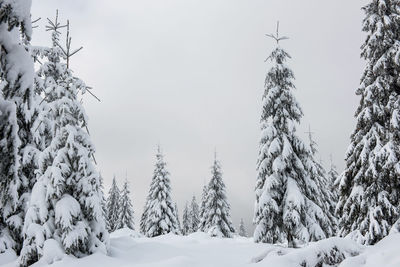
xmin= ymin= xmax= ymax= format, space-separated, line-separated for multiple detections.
xmin=252 ymin=237 xmax=363 ymax=267
xmin=37 ymin=239 xmax=65 ymax=265
xmin=339 ymin=233 xmax=400 ymax=267
xmin=0 ymin=249 xmax=17 ymax=266
xmin=110 ymin=228 xmax=142 ymax=239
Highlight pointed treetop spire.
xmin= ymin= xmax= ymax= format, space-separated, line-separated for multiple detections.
xmin=305 ymin=125 xmax=315 ymax=141
xmin=157 ymin=143 xmax=162 ymax=154
xmin=45 ymin=9 xmax=67 ymax=45
xmin=266 ymin=21 xmax=289 ymax=44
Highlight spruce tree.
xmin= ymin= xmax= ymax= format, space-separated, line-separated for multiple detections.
xmin=238 ymin=218 xmax=247 ymax=237
xmin=199 ymin=184 xmax=208 ymax=231
xmin=106 ymin=176 xmax=121 ymax=232
xmin=337 ymin=0 xmax=400 ymax=245
xmin=0 ymin=97 xmax=20 ymax=252
xmin=253 ymin=25 xmax=332 ymax=247
xmin=143 ymin=146 xmax=179 ymax=237
xmin=20 ymin=19 xmax=108 ymax=266
xmin=327 ymin=156 xmax=339 ymax=205
xmin=203 ymin=154 xmax=235 ymax=238
xmin=182 ymin=202 xmax=191 ymax=235
xmin=190 ymin=196 xmax=200 ymax=233
xmin=174 ymin=203 xmax=182 ymax=234
xmin=117 ymin=179 xmax=135 ymax=230
xmin=306 ymin=128 xmax=337 ymax=238
xmin=0 ymin=0 xmax=36 ymax=254
xmin=140 ymin=200 xmax=149 ymax=234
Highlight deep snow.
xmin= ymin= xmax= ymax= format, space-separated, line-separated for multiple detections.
xmin=1 ymin=229 xmax=399 ymax=267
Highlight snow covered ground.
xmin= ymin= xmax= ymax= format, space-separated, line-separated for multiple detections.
xmin=1 ymin=229 xmax=399 ymax=267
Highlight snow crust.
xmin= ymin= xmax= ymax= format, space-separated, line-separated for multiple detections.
xmin=1 ymin=231 xmax=399 ymax=267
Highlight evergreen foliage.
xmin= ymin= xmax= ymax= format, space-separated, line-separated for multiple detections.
xmin=117 ymin=179 xmax=134 ymax=230
xmin=199 ymin=184 xmax=208 ymax=231
xmin=306 ymin=130 xmax=337 ymax=238
xmin=337 ymin=0 xmax=400 ymax=245
xmin=203 ymin=154 xmax=235 ymax=238
xmin=253 ymin=27 xmax=334 ymax=247
xmin=182 ymin=202 xmax=190 ymax=235
xmin=19 ymin=16 xmax=108 ymax=266
xmin=106 ymin=176 xmax=121 ymax=232
xmin=238 ymin=218 xmax=247 ymax=237
xmin=0 ymin=0 xmax=35 ymax=254
xmin=190 ymin=196 xmax=200 ymax=233
xmin=174 ymin=203 xmax=181 ymax=234
xmin=142 ymin=146 xmax=179 ymax=237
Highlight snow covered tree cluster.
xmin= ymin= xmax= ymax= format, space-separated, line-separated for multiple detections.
xmin=0 ymin=4 xmax=108 ymax=266
xmin=254 ymin=0 xmax=400 ymax=249
xmin=181 ymin=196 xmax=200 ymax=235
xmin=138 ymin=150 xmax=236 ymax=238
xmin=105 ymin=176 xmax=135 ymax=232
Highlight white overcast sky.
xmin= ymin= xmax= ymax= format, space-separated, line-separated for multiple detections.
xmin=32 ymin=0 xmax=365 ymax=232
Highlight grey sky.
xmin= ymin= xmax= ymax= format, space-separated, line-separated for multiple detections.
xmin=32 ymin=0 xmax=365 ymax=233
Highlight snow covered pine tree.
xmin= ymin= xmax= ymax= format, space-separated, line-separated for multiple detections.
xmin=337 ymin=0 xmax=400 ymax=245
xmin=306 ymin=128 xmax=337 ymax=237
xmin=203 ymin=153 xmax=235 ymax=237
xmin=117 ymin=178 xmax=135 ymax=230
xmin=199 ymin=184 xmax=208 ymax=231
xmin=0 ymin=0 xmax=36 ymax=254
xmin=143 ymin=146 xmax=180 ymax=237
xmin=106 ymin=176 xmax=121 ymax=232
xmin=182 ymin=202 xmax=191 ymax=235
xmin=328 ymin=155 xmax=339 ymax=205
xmin=0 ymin=97 xmax=20 ymax=253
xmin=190 ymin=196 xmax=200 ymax=233
xmin=174 ymin=203 xmax=182 ymax=234
xmin=238 ymin=218 xmax=247 ymax=237
xmin=253 ymin=24 xmax=332 ymax=247
xmin=19 ymin=17 xmax=108 ymax=266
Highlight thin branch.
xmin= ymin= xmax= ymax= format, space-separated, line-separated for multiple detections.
xmin=266 ymin=21 xmax=289 ymax=44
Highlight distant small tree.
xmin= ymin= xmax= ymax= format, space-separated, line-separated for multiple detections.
xmin=106 ymin=176 xmax=121 ymax=232
xmin=238 ymin=219 xmax=247 ymax=237
xmin=117 ymin=179 xmax=135 ymax=230
xmin=174 ymin=203 xmax=182 ymax=234
xmin=182 ymin=202 xmax=191 ymax=235
xmin=203 ymin=153 xmax=235 ymax=237
xmin=199 ymin=184 xmax=208 ymax=231
xmin=327 ymin=155 xmax=339 ymax=205
xmin=190 ymin=196 xmax=200 ymax=232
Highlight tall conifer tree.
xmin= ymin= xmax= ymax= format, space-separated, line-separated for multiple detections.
xmin=253 ymin=24 xmax=332 ymax=247
xmin=0 ymin=0 xmax=35 ymax=253
xmin=337 ymin=0 xmax=400 ymax=245
xmin=20 ymin=18 xmax=108 ymax=266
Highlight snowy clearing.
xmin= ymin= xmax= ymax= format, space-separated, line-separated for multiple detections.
xmin=1 ymin=229 xmax=399 ymax=267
